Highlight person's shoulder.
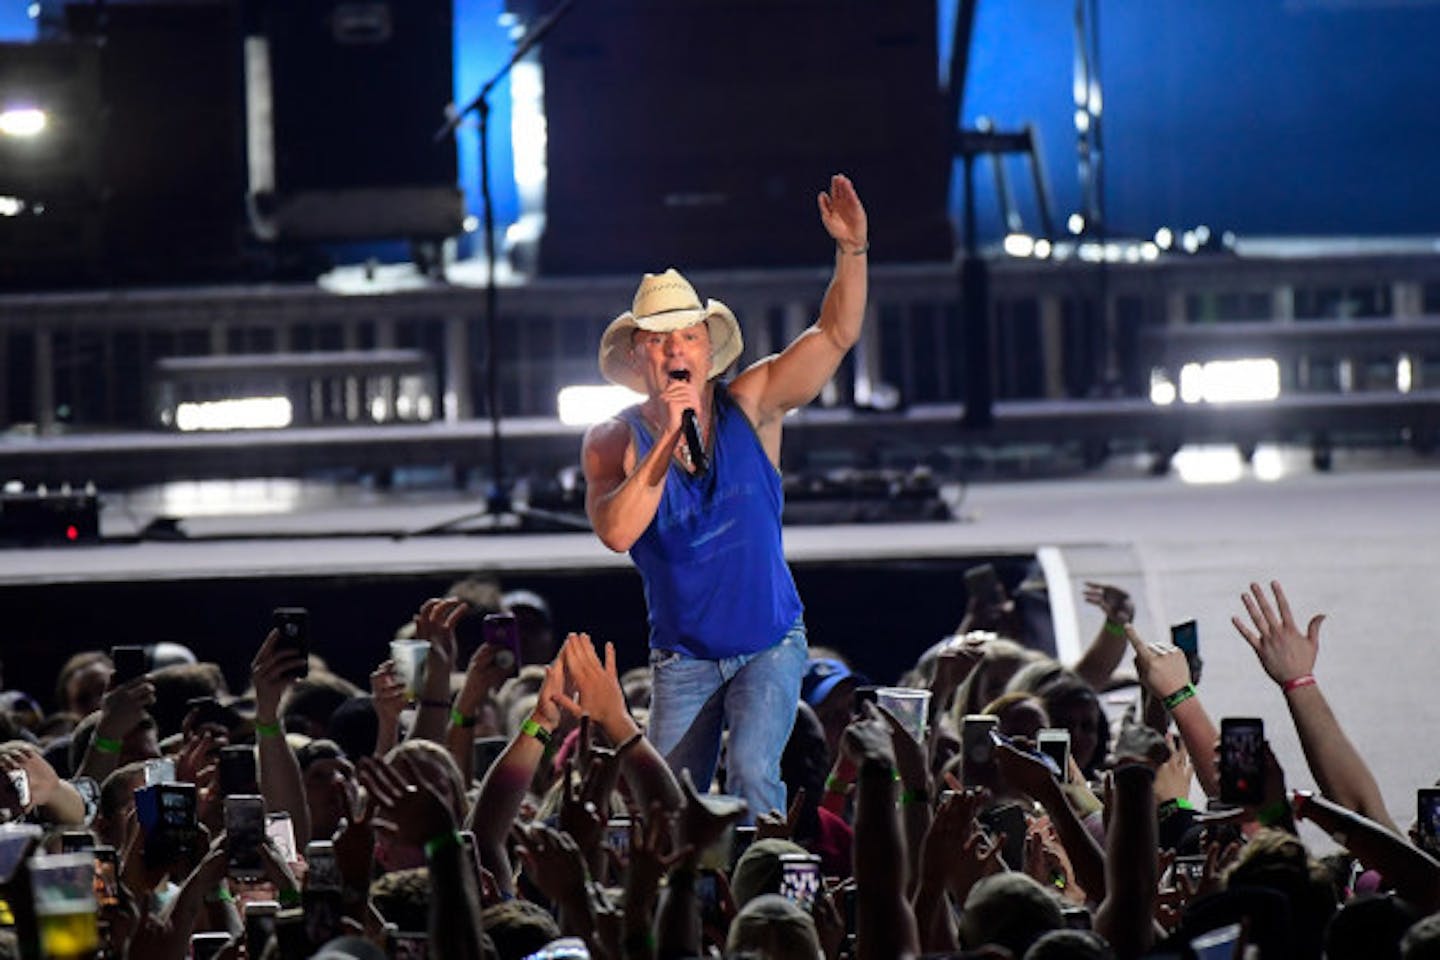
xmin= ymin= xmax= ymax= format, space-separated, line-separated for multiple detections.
xmin=582 ymin=413 xmax=636 ymax=459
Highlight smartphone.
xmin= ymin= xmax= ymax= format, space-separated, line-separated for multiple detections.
xmin=730 ymin=824 xmax=757 ymax=869
xmin=1170 ymin=619 xmax=1203 ymax=685
xmin=480 ymin=612 xmax=522 ymax=675
xmin=6 ymin=769 xmax=30 ymax=809
xmin=304 ymin=840 xmax=341 ymax=892
xmin=187 ymin=696 xmax=235 ymax=735
xmin=0 ymin=823 xmax=43 ymax=885
xmin=93 ymin=845 xmax=119 ymax=910
xmin=266 ymin=811 xmax=298 ymax=865
xmin=243 ymin=900 xmax=279 ymax=960
xmin=1173 ymin=854 xmax=1207 ymax=888
xmin=605 ymin=817 xmax=632 ymax=861
xmin=149 ymin=782 xmax=198 ymax=865
xmin=1190 ymin=921 xmax=1243 ymax=960
xmin=964 ymin=563 xmax=1002 ymax=605
xmin=109 ymin=645 xmax=148 ymax=687
xmin=472 ymin=736 xmax=507 ymax=782
xmin=271 ymin=607 xmax=310 ymax=678
xmin=1417 ymin=788 xmax=1440 ymax=856
xmin=219 ymin=745 xmax=258 ymax=797
xmin=1037 ymin=728 xmax=1071 ymax=781
xmin=60 ymin=830 xmax=94 ymax=854
xmin=979 ymin=802 xmax=1027 ymax=870
xmin=27 ymin=852 xmax=101 ymax=958
xmin=143 ymin=757 xmax=177 ymax=788
xmin=851 ymin=685 xmax=879 ymax=719
xmin=190 ymin=931 xmax=232 ymax=960
xmin=961 ymin=714 xmax=1000 ymax=789
xmin=1218 ymin=717 xmax=1266 ymax=806
xmin=778 ymin=853 xmax=822 ymax=910
xmin=225 ymin=795 xmax=267 ymax=878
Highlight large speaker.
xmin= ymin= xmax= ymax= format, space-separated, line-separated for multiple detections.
xmin=248 ymin=0 xmax=463 ymax=242
xmin=518 ymin=0 xmax=954 ymax=275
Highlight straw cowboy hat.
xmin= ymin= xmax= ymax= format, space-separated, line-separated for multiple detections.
xmin=598 ymin=268 xmax=744 ymax=393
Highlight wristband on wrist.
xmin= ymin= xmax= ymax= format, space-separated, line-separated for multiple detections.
xmin=206 ymin=884 xmax=236 ymax=904
xmin=838 ymin=240 xmax=869 ymax=257
xmin=91 ymin=735 xmax=122 ymax=755
xmin=1162 ymin=683 xmax=1197 ymax=711
xmin=255 ymin=720 xmax=283 ymax=738
xmin=1157 ymin=797 xmax=1197 ymax=819
xmin=1103 ymin=620 xmax=1128 ymax=638
xmin=519 ymin=717 xmax=552 ymax=745
xmin=1281 ymin=674 xmax=1317 ymax=694
xmin=423 ymin=829 xmax=462 ymax=860
xmin=450 ymin=707 xmax=476 ymax=728
xmin=277 ymin=888 xmax=302 ymax=908
xmin=824 ymin=773 xmax=852 ymax=795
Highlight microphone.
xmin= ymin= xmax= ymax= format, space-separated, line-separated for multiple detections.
xmin=668 ymin=370 xmax=707 ymax=472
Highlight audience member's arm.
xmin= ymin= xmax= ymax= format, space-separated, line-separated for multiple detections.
xmin=0 ymin=743 xmax=85 ymax=825
xmin=845 ymin=704 xmax=920 ymax=960
xmin=361 ymin=755 xmax=488 ymax=960
xmin=1072 ymin=581 xmax=1135 ymax=691
xmin=1093 ymin=764 xmax=1158 ymax=960
xmin=1127 ymin=627 xmax=1220 ymax=798
xmin=467 ymin=658 xmax=565 ymax=897
xmin=408 ymin=597 xmax=466 ymax=745
xmin=554 ymin=632 xmax=682 ymax=812
xmin=446 ymin=644 xmax=509 ymax=784
xmin=251 ymin=629 xmax=312 ymax=844
xmin=1232 ymin=580 xmax=1397 ymax=830
xmin=994 ymin=740 xmax=1107 ymax=900
xmin=369 ymin=659 xmax=405 ymax=758
xmin=515 ymin=822 xmax=600 ymax=948
xmin=912 ymin=788 xmax=989 ymax=953
xmin=623 ymin=806 xmax=685 ymax=960
xmin=1294 ymin=790 xmax=1440 ymax=913
xmin=125 ymin=839 xmax=230 ymax=960
xmin=874 ymin=704 xmax=932 ymax=896
xmin=76 ymin=675 xmax=155 ymax=782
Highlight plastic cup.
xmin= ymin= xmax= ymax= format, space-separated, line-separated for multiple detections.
xmin=389 ymin=640 xmax=431 ymax=701
xmin=28 ymin=851 xmax=100 ymax=958
xmin=875 ymin=686 xmax=931 ymax=741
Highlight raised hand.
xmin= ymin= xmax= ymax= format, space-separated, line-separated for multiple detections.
xmin=412 ymin=596 xmax=468 ymax=668
xmin=1125 ymin=625 xmax=1192 ymax=699
xmin=678 ymin=768 xmax=747 ymax=863
xmin=840 ymin=702 xmax=898 ymax=774
xmin=554 ymin=632 xmax=630 ymax=736
xmin=455 ymin=643 xmax=510 ymax=721
xmin=514 ymin=821 xmax=590 ymax=907
xmin=1232 ymin=580 xmax=1323 ymax=686
xmin=817 ymin=174 xmax=868 ymax=253
xmin=1083 ymin=582 xmax=1134 ymax=626
xmin=251 ymin=629 xmax=306 ymax=723
xmin=356 ymin=755 xmax=456 ymax=850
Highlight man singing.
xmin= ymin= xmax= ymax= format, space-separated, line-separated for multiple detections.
xmin=581 ymin=174 xmax=869 ymax=818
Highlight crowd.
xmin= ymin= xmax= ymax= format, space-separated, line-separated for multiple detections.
xmin=2 ymin=572 xmax=1439 ymax=960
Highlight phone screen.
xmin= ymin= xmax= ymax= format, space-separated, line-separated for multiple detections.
xmin=1037 ymin=729 xmax=1071 ymax=780
xmin=305 ymin=841 xmax=341 ymax=892
xmin=93 ymin=846 xmax=119 ymax=909
xmin=481 ymin=612 xmax=522 ymax=675
xmin=778 ymin=854 xmax=821 ymax=910
xmin=266 ymin=813 xmax=298 ymax=864
xmin=271 ymin=607 xmax=310 ymax=678
xmin=1219 ymin=718 xmax=1265 ymax=806
xmin=961 ymin=714 xmax=999 ymax=789
xmin=225 ymin=796 xmax=266 ymax=877
xmin=730 ymin=825 xmax=757 ymax=870
xmin=1170 ymin=620 xmax=1203 ymax=683
xmin=219 ymin=745 xmax=258 ymax=798
xmin=0 ymin=825 xmax=43 ymax=884
xmin=850 ymin=685 xmax=879 ymax=719
xmin=605 ymin=818 xmax=632 ymax=862
xmin=244 ymin=901 xmax=279 ymax=960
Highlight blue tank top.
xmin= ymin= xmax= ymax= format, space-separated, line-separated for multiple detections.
xmin=620 ymin=385 xmax=803 ymax=659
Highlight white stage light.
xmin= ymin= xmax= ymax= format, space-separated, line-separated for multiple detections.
xmin=1179 ymin=359 xmax=1280 ymax=404
xmin=0 ymin=108 xmax=47 ymax=138
xmin=557 ymin=384 xmax=643 ymax=426
xmin=175 ymin=397 xmax=293 ymax=432
xmin=1003 ymin=233 xmax=1035 ymax=258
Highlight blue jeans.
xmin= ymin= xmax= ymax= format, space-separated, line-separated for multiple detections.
xmin=646 ymin=618 xmax=807 ymax=823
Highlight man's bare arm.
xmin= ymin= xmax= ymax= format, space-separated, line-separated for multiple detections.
xmin=582 ymin=418 xmax=672 ymax=552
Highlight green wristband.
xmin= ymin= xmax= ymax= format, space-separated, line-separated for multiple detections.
xmin=277 ymin=888 xmax=301 ymax=908
xmin=450 ymin=707 xmax=476 ymax=729
xmin=255 ymin=720 xmax=283 ymax=738
xmin=1257 ymin=800 xmax=1292 ymax=828
xmin=519 ymin=717 xmax=552 ymax=745
xmin=423 ymin=830 xmax=462 ymax=860
xmin=900 ymin=787 xmax=930 ymax=807
xmin=1162 ymin=683 xmax=1197 ymax=711
xmin=92 ymin=735 xmax=122 ymax=755
xmin=1104 ymin=620 xmax=1128 ymax=638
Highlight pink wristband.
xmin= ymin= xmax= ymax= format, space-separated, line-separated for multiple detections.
xmin=1281 ymin=674 xmax=1317 ymax=693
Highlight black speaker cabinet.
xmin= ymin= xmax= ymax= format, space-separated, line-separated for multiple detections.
xmin=249 ymin=0 xmax=463 ymax=242
xmin=518 ymin=0 xmax=955 ymax=275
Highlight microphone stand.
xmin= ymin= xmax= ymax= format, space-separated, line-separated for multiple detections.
xmin=416 ymin=0 xmax=587 ymax=536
